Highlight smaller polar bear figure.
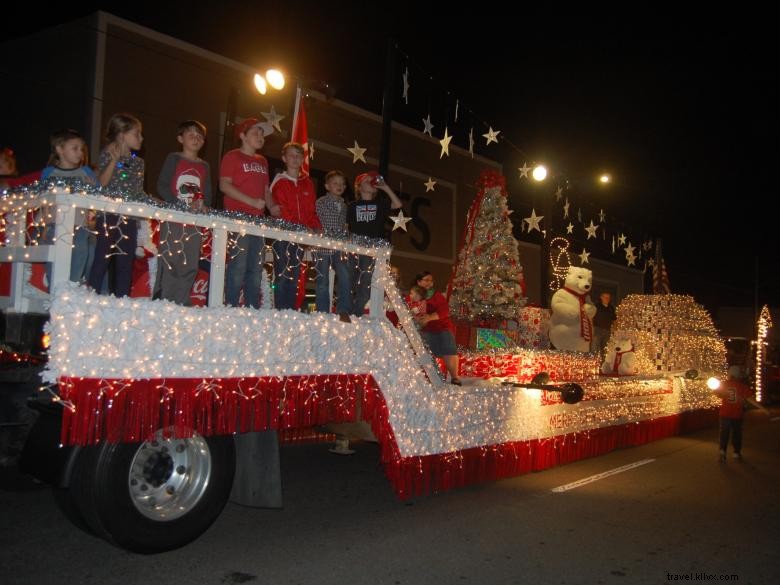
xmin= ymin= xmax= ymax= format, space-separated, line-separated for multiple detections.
xmin=549 ymin=267 xmax=596 ymax=352
xmin=601 ymin=337 xmax=638 ymax=376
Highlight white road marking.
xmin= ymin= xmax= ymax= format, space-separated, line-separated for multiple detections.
xmin=551 ymin=459 xmax=656 ymax=493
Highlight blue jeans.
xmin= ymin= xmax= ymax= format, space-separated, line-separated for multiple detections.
xmin=70 ymin=225 xmax=95 ymax=283
xmin=273 ymin=240 xmax=304 ymax=310
xmin=351 ymin=254 xmax=375 ymax=316
xmin=313 ymin=250 xmax=352 ymax=314
xmin=226 ymin=234 xmax=264 ymax=308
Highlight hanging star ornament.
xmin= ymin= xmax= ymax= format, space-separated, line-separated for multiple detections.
xmin=579 ymin=248 xmax=591 ymax=264
xmin=523 ymin=209 xmax=543 ymax=233
xmin=563 ymin=198 xmax=570 ymax=218
xmin=518 ymin=162 xmax=531 ymax=179
xmin=618 ymin=233 xmax=627 ymax=246
xmin=422 ymin=114 xmax=434 ymax=136
xmin=402 ymin=67 xmax=410 ymax=105
xmin=554 ymin=186 xmax=563 ymax=202
xmin=346 ymin=140 xmax=366 ymax=163
xmin=261 ymin=105 xmax=285 ymax=133
xmin=468 ymin=128 xmax=475 ymax=158
xmin=482 ymin=127 xmax=500 ymax=145
xmin=626 ymin=251 xmax=637 ymax=267
xmin=424 ymin=177 xmax=437 ymax=192
xmin=390 ymin=210 xmax=413 ymax=231
xmin=584 ymin=220 xmax=598 ymax=239
xmin=624 ymin=242 xmax=636 ymax=257
xmin=612 ymin=235 xmax=616 ymax=253
xmin=599 ymin=209 xmax=606 ymax=223
xmin=439 ymin=127 xmax=452 ymax=158
xmin=308 ymin=142 xmax=315 ymax=161
xmin=566 ymin=222 xmax=574 ymax=234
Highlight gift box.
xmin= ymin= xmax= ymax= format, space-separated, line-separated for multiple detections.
xmin=515 ymin=307 xmax=551 ymax=349
xmin=474 ymin=327 xmax=519 ymax=350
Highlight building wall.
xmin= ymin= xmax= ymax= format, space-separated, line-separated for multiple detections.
xmin=0 ymin=16 xmax=96 ymax=172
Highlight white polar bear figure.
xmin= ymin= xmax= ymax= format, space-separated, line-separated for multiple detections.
xmin=601 ymin=337 xmax=638 ymax=376
xmin=549 ymin=267 xmax=596 ymax=352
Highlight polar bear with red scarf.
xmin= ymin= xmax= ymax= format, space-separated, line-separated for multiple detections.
xmin=549 ymin=267 xmax=597 ymax=352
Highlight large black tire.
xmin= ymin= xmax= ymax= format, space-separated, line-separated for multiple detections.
xmin=69 ymin=429 xmax=235 ymax=553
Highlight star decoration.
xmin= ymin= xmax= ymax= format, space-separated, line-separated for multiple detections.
xmin=523 ymin=209 xmax=543 ymax=233
xmin=518 ymin=162 xmax=531 ymax=179
xmin=468 ymin=128 xmax=475 ymax=158
xmin=626 ymin=252 xmax=637 ymax=267
xmin=584 ymin=220 xmax=598 ymax=239
xmin=624 ymin=242 xmax=636 ymax=257
xmin=424 ymin=177 xmax=437 ymax=192
xmin=390 ymin=210 xmax=413 ymax=231
xmin=439 ymin=127 xmax=452 ymax=158
xmin=346 ymin=140 xmax=366 ymax=163
xmin=599 ymin=209 xmax=606 ymax=223
xmin=579 ymin=248 xmax=591 ymax=264
xmin=422 ymin=115 xmax=434 ymax=136
xmin=612 ymin=236 xmax=616 ymax=253
xmin=308 ymin=142 xmax=315 ymax=161
xmin=261 ymin=105 xmax=285 ymax=133
xmin=402 ymin=67 xmax=410 ymax=105
xmin=647 ymin=257 xmax=656 ymax=268
xmin=482 ymin=127 xmax=500 ymax=145
xmin=577 ymin=209 xmax=582 ymax=223
xmin=563 ymin=198 xmax=570 ymax=218
xmin=618 ymin=233 xmax=627 ymax=246
xmin=566 ymin=222 xmax=574 ymax=234
xmin=554 ymin=186 xmax=563 ymax=201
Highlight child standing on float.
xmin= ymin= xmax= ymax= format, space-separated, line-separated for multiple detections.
xmin=87 ymin=113 xmax=145 ymax=297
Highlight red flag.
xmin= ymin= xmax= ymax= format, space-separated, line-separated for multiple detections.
xmin=291 ymin=87 xmax=310 ymax=175
xmin=292 ymin=86 xmax=310 ymax=309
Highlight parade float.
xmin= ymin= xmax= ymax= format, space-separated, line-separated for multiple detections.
xmin=1 ymin=177 xmax=724 ymax=552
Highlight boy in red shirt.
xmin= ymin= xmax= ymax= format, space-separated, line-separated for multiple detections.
xmin=219 ymin=117 xmax=272 ymax=308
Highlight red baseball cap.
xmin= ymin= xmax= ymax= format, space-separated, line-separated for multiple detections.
xmin=234 ymin=117 xmax=274 ymax=139
xmin=354 ymin=171 xmax=380 ymax=191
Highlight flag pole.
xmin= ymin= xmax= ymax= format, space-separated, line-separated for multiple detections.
xmin=291 ymin=83 xmax=302 ymax=140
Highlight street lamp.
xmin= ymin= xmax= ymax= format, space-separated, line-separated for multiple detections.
xmin=222 ymin=69 xmax=288 ymax=160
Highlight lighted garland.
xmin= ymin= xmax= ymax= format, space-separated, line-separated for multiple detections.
xmin=755 ymin=305 xmax=772 ymax=402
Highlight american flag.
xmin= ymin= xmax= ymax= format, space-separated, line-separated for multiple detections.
xmin=652 ymin=255 xmax=671 ymax=294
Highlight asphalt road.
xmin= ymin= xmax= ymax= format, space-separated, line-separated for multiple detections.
xmin=1 ymin=411 xmax=778 ymax=585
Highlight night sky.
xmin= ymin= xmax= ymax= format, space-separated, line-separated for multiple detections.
xmin=4 ymin=2 xmax=778 ymax=314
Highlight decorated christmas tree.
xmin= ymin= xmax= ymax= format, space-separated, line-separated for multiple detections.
xmin=448 ymin=170 xmax=527 ymax=321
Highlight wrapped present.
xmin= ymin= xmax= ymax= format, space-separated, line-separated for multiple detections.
xmin=515 ymin=306 xmax=551 ymax=349
xmin=474 ymin=327 xmax=519 ymax=349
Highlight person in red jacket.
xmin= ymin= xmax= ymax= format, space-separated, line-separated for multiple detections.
xmin=415 ymin=271 xmax=461 ymax=385
xmin=714 ymin=365 xmax=770 ymax=462
xmin=268 ymin=142 xmax=320 ymax=310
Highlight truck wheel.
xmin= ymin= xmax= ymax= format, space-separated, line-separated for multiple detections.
xmin=70 ymin=428 xmax=235 ymax=553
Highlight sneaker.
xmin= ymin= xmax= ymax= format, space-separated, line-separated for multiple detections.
xmin=339 ymin=313 xmax=352 ymax=323
xmin=450 ymin=378 xmax=463 ymax=386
